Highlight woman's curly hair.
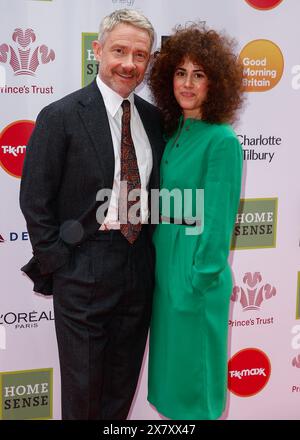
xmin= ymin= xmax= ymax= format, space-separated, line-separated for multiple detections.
xmin=148 ymin=23 xmax=245 ymax=136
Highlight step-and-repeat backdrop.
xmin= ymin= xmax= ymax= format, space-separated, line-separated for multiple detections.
xmin=0 ymin=0 xmax=299 ymax=420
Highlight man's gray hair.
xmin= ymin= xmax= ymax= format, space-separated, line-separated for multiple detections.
xmin=98 ymin=9 xmax=154 ymax=49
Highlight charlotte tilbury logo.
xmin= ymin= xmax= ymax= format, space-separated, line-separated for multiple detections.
xmin=0 ymin=28 xmax=55 ymax=76
xmin=231 ymin=272 xmax=276 ymax=311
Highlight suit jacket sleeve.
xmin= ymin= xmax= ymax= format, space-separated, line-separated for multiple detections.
xmin=20 ymin=104 xmax=71 ymax=275
xmin=191 ymin=134 xmax=243 ymax=294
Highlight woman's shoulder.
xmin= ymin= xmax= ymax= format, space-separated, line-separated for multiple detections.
xmin=202 ymin=123 xmax=242 ymax=164
xmin=205 ymin=121 xmax=238 ymax=140
xmin=205 ymin=124 xmax=242 ymax=156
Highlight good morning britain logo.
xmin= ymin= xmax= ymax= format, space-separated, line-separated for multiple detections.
xmin=239 ymin=39 xmax=284 ymax=92
xmin=245 ymin=0 xmax=283 ymax=10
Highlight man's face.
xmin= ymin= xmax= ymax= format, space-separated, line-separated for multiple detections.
xmin=93 ymin=23 xmax=151 ymax=98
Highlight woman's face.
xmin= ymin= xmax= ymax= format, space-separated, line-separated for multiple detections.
xmin=173 ymin=58 xmax=209 ymax=119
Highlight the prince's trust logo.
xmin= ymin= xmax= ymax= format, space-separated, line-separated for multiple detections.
xmin=0 ymin=369 xmax=53 ymax=419
xmin=231 ymin=272 xmax=276 ymax=311
xmin=0 ymin=28 xmax=55 ymax=76
xmin=229 ymin=272 xmax=276 ymax=329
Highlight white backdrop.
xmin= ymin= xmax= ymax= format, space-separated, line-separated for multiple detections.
xmin=0 ymin=0 xmax=299 ymax=420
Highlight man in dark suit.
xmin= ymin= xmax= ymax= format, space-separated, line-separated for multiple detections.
xmin=20 ymin=9 xmax=164 ymax=420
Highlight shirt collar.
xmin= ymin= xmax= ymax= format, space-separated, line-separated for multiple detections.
xmin=96 ymin=76 xmax=135 ymax=118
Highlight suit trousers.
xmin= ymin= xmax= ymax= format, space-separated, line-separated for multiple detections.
xmin=52 ymin=226 xmax=154 ymax=420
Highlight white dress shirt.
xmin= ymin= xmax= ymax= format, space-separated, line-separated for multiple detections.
xmin=96 ymin=76 xmax=153 ymax=229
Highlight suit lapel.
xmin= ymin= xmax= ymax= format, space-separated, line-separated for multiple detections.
xmin=77 ymin=82 xmax=160 ymax=193
xmin=77 ymin=80 xmax=115 ymax=190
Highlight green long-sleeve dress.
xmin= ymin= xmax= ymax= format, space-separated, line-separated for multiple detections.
xmin=148 ymin=117 xmax=243 ymax=420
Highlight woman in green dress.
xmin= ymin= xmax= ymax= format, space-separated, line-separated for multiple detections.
xmin=147 ymin=24 xmax=245 ymax=420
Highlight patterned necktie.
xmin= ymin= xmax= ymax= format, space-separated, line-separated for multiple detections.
xmin=119 ymin=99 xmax=142 ymax=243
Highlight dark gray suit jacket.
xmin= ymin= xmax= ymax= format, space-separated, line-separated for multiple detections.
xmin=20 ymin=79 xmax=164 ymax=295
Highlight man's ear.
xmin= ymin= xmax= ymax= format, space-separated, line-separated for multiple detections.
xmin=92 ymin=40 xmax=102 ymax=63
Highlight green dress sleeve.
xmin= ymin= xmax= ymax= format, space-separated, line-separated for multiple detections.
xmin=191 ymin=134 xmax=243 ymax=294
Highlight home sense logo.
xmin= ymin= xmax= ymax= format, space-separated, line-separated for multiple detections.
xmin=239 ymin=39 xmax=284 ymax=92
xmin=231 ymin=198 xmax=278 ymax=250
xmin=0 ymin=369 xmax=52 ymax=419
xmin=0 ymin=120 xmax=35 ymax=178
xmin=0 ymin=28 xmax=55 ymax=76
xmin=82 ymin=32 xmax=98 ymax=87
xmin=245 ymin=0 xmax=283 ymax=10
xmin=228 ymin=348 xmax=271 ymax=397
